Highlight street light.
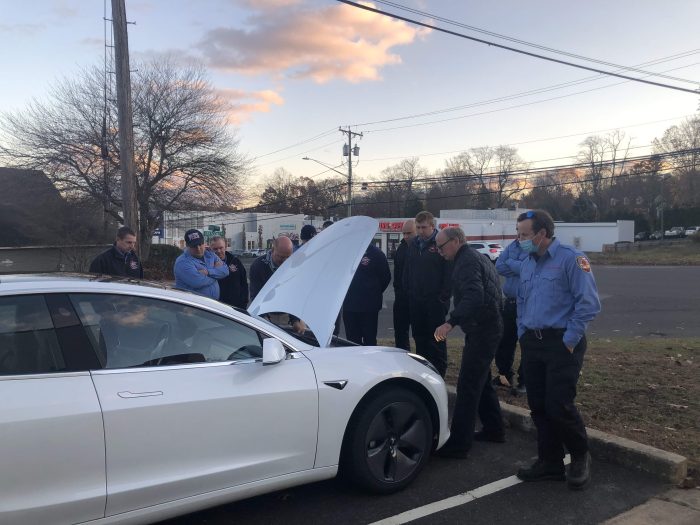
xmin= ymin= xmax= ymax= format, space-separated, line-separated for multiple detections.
xmin=302 ymin=156 xmax=352 ymax=217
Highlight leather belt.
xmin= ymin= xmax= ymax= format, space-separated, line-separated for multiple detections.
xmin=525 ymin=328 xmax=565 ymax=340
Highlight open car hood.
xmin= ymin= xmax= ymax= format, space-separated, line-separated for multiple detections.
xmin=248 ymin=216 xmax=378 ymax=348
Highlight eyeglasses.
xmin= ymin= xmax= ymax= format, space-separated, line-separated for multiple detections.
xmin=437 ymin=238 xmax=453 ymax=251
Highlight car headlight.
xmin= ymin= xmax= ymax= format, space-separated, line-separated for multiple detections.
xmin=407 ymin=352 xmax=439 ymax=374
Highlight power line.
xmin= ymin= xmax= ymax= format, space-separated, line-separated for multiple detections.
xmin=360 ymin=114 xmax=694 ymax=164
xmin=351 ymin=56 xmax=700 ymax=128
xmin=373 ymin=0 xmax=698 ymax=85
xmin=251 ymin=128 xmax=338 ymax=161
xmin=363 ymin=63 xmax=700 ymax=134
xmin=162 ymin=148 xmax=697 ymax=225
xmin=352 ymin=159 xmax=698 ymax=208
xmin=336 ymin=0 xmax=700 ymax=95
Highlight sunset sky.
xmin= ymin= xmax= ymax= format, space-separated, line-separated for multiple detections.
xmin=2 ymin=0 xmax=699 ymax=189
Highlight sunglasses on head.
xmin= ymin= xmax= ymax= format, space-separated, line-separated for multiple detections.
xmin=518 ymin=210 xmax=535 ymax=220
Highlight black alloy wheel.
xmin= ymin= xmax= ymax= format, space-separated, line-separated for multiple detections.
xmin=344 ymin=388 xmax=433 ymax=493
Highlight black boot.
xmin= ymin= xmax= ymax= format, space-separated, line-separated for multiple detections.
xmin=517 ymin=458 xmax=565 ymax=482
xmin=567 ymin=452 xmax=592 ymax=490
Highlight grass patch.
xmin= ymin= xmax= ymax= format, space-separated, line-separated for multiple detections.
xmin=587 ymin=242 xmax=700 ymax=265
xmin=381 ymin=337 xmax=700 ymax=475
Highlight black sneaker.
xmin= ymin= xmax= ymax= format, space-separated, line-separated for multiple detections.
xmin=474 ymin=429 xmax=506 ymax=443
xmin=567 ymin=452 xmax=592 ymax=490
xmin=517 ymin=459 xmax=566 ymax=482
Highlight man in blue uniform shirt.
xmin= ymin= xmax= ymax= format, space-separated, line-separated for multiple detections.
xmin=515 ymin=210 xmax=601 ymax=490
xmin=174 ymin=229 xmax=229 ymax=300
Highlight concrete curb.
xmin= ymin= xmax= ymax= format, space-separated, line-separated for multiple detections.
xmin=446 ymin=385 xmax=688 ymax=484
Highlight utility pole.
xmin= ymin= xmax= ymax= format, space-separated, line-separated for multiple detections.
xmin=340 ymin=127 xmax=362 ymax=217
xmin=111 ymin=0 xmax=138 ymax=233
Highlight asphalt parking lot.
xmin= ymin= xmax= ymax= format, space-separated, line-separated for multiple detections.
xmin=160 ymin=429 xmax=666 ymax=525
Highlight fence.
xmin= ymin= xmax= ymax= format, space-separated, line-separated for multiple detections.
xmin=0 ymin=245 xmax=111 ymax=274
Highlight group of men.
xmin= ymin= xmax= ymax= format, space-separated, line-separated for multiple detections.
xmin=392 ymin=209 xmax=600 ymax=491
xmin=91 ymin=208 xmax=601 ymax=490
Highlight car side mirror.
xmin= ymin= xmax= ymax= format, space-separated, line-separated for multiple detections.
xmin=262 ymin=338 xmax=286 ymax=365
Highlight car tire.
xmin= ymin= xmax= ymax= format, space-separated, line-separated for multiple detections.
xmin=342 ymin=388 xmax=433 ymax=494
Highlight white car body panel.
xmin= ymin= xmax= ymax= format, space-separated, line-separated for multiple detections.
xmin=0 ymin=216 xmax=449 ymax=524
xmin=92 ymin=350 xmax=318 ymax=516
xmin=307 ymin=345 xmax=450 ymax=468
xmin=0 ymin=372 xmax=106 ymax=525
xmin=249 ymin=216 xmax=379 ymax=348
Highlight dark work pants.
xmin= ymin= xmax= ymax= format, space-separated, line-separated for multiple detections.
xmin=494 ymin=299 xmax=524 ymax=386
xmin=450 ymin=320 xmax=504 ymax=450
xmin=343 ymin=310 xmax=379 ymax=346
xmin=393 ymin=291 xmax=411 ymax=350
xmin=521 ymin=331 xmax=588 ymax=462
xmin=409 ymin=298 xmax=447 ymax=377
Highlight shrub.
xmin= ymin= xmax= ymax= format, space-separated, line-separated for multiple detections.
xmin=143 ymin=244 xmax=182 ymax=281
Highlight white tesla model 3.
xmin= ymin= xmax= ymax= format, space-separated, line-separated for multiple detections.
xmin=0 ymin=216 xmax=449 ymax=525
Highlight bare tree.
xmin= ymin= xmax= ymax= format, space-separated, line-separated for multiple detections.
xmin=0 ymin=58 xmax=248 ymax=259
xmin=653 ymin=115 xmax=700 ymax=206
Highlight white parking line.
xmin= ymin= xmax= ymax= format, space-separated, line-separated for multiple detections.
xmin=369 ymin=456 xmax=571 ymax=525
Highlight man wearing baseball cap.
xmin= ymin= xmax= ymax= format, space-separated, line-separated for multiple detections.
xmin=174 ymin=229 xmax=229 ymax=299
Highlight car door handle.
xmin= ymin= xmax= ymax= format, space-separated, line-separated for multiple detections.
xmin=117 ymin=390 xmax=164 ymax=398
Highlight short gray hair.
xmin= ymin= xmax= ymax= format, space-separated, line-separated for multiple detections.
xmin=441 ymin=227 xmax=465 ymax=244
xmin=209 ymin=236 xmax=226 ymax=245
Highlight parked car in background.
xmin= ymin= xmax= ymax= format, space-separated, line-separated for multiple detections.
xmin=468 ymin=241 xmax=503 ymax=262
xmin=0 ymin=216 xmax=449 ymax=525
xmin=664 ymin=226 xmax=685 ymax=238
xmin=634 ymin=231 xmax=649 ymax=241
xmin=684 ymin=226 xmax=700 ymax=237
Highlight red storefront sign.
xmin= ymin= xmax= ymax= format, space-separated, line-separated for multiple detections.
xmin=379 ymin=221 xmax=405 ymax=232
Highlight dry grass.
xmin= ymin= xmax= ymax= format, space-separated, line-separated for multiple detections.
xmin=587 ymin=241 xmax=700 ymax=265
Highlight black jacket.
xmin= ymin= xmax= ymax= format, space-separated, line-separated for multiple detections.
xmin=343 ymin=245 xmax=392 ymax=312
xmin=249 ymin=253 xmax=273 ymax=303
xmin=392 ymin=239 xmax=409 ymax=298
xmin=218 ymin=251 xmax=249 ymax=308
xmin=89 ymin=245 xmax=143 ymax=279
xmin=448 ymin=244 xmax=502 ymax=332
xmin=402 ymin=231 xmax=451 ymax=304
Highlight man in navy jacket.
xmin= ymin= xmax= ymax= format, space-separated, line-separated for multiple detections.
xmin=342 ymin=243 xmax=391 ymax=345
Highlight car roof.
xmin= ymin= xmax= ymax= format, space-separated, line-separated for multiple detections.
xmin=0 ymin=273 xmax=236 ymax=314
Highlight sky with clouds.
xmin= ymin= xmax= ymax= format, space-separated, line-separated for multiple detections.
xmin=1 ymin=0 xmax=699 ymax=187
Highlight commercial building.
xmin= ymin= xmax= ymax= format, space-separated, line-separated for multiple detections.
xmin=156 ymin=208 xmax=633 ymax=255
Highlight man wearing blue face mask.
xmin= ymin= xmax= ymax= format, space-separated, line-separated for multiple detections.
xmin=514 ymin=210 xmax=601 ymax=491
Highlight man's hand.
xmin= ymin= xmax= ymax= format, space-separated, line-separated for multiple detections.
xmin=434 ymin=322 xmax=453 ymax=342
xmin=214 ymin=260 xmax=223 ymax=267
xmin=292 ymin=320 xmax=307 ymax=334
xmin=198 ymin=268 xmax=209 ymax=276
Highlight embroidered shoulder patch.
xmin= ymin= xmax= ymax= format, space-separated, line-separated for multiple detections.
xmin=576 ymin=255 xmax=591 ymax=273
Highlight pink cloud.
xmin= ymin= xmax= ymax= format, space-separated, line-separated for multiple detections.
xmin=199 ymin=2 xmax=428 ymax=83
xmin=216 ymin=88 xmax=285 ymax=123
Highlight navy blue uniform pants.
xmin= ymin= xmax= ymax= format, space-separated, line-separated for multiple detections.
xmin=392 ymin=291 xmax=411 ymax=351
xmin=521 ymin=331 xmax=588 ymax=462
xmin=494 ymin=299 xmax=524 ymax=386
xmin=409 ymin=297 xmax=447 ymax=377
xmin=343 ymin=310 xmax=379 ymax=346
xmin=450 ymin=320 xmax=504 ymax=450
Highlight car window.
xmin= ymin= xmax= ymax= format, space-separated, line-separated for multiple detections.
xmin=470 ymin=243 xmax=484 ymax=249
xmin=69 ymin=294 xmax=263 ymax=369
xmin=0 ymin=295 xmax=66 ymax=376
